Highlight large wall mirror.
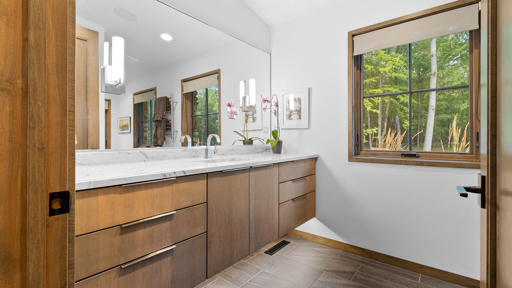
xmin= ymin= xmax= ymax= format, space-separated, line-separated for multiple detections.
xmin=76 ymin=0 xmax=271 ymax=150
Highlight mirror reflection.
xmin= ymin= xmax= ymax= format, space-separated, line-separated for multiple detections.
xmin=75 ymin=0 xmax=270 ymax=150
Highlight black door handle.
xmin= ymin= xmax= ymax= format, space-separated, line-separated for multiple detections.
xmin=457 ymin=186 xmax=482 ymax=198
xmin=457 ymin=173 xmax=486 ymax=209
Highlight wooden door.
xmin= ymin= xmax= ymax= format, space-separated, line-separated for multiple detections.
xmin=105 ymin=99 xmax=111 ymax=149
xmin=76 ymin=25 xmax=99 ymax=150
xmin=480 ymin=0 xmax=497 ymax=287
xmin=495 ymin=0 xmax=512 ymax=286
xmin=207 ymin=169 xmax=250 ymax=278
xmin=0 ymin=0 xmax=75 ymax=287
xmin=249 ymin=164 xmax=278 ymax=254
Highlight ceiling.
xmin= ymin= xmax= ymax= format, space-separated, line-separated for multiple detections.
xmin=76 ymin=0 xmax=236 ymax=80
xmin=242 ymin=0 xmax=342 ymax=27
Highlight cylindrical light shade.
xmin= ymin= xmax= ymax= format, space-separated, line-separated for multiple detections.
xmin=103 ymin=42 xmax=110 ymax=66
xmin=249 ymin=79 xmax=256 ymax=106
xmin=240 ymin=80 xmax=246 ymax=106
xmin=112 ymin=36 xmax=124 ymax=84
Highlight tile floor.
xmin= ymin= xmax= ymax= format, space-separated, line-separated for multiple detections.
xmin=195 ymin=235 xmax=464 ymax=288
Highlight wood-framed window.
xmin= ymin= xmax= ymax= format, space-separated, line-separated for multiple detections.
xmin=348 ymin=1 xmax=480 ymax=169
xmin=181 ymin=69 xmax=221 ymax=146
xmin=133 ymin=87 xmax=156 ymax=148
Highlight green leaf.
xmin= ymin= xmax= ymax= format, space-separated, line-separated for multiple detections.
xmin=270 ymin=139 xmax=278 ymax=147
xmin=271 ymin=129 xmax=278 ymax=140
xmin=266 ymin=139 xmax=271 ymax=144
xmin=233 ymin=131 xmax=247 ymax=140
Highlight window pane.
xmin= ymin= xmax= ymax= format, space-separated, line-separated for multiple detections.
xmin=207 ymin=86 xmax=219 ymax=113
xmin=142 ymin=122 xmax=150 ymax=146
xmin=363 ymin=45 xmax=409 ymax=96
xmin=363 ymin=95 xmax=409 ymax=151
xmin=142 ymin=101 xmax=151 ymax=121
xmin=411 ymin=32 xmax=469 ymax=90
xmin=193 ymin=89 xmax=206 ymax=115
xmin=411 ymin=88 xmax=470 ymax=152
xmin=207 ymin=114 xmax=219 ymax=145
xmin=192 ymin=116 xmax=206 ymax=146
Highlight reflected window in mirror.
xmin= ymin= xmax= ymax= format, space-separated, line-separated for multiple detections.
xmin=133 ymin=88 xmax=156 ymax=148
xmin=182 ymin=70 xmax=221 ymax=147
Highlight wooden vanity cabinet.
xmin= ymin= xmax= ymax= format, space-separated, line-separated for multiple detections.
xmin=249 ymin=164 xmax=279 ymax=254
xmin=278 ymin=159 xmax=317 ymax=237
xmin=207 ymin=169 xmax=250 ymax=278
xmin=75 ymin=233 xmax=206 ymax=288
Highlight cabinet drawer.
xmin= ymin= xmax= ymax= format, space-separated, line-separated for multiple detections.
xmin=279 ymin=192 xmax=316 ymax=237
xmin=75 ymin=203 xmax=207 ymax=281
xmin=278 ymin=158 xmax=316 ymax=183
xmin=76 ymin=174 xmax=206 ymax=235
xmin=75 ymin=233 xmax=207 ymax=288
xmin=279 ymin=175 xmax=315 ymax=203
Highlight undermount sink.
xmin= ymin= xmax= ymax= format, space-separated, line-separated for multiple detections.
xmin=199 ymin=157 xmax=250 ymax=163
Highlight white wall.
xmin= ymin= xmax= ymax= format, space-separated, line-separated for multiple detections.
xmin=271 ymin=0 xmax=480 ymax=279
xmin=76 ymin=16 xmax=106 ymax=149
xmin=159 ymin=0 xmax=271 ymax=53
xmin=110 ymin=41 xmax=271 ymax=149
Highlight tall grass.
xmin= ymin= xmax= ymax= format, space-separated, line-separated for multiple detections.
xmin=440 ymin=114 xmax=470 ymax=152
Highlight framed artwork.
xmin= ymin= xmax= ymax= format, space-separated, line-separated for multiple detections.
xmin=118 ymin=116 xmax=131 ymax=133
xmin=242 ymin=95 xmax=263 ymax=131
xmin=281 ymin=88 xmax=310 ymax=129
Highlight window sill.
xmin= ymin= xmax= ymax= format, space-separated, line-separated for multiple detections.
xmin=349 ymin=155 xmax=480 ymax=169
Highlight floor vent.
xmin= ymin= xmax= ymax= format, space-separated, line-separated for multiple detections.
xmin=264 ymin=240 xmax=291 ymax=256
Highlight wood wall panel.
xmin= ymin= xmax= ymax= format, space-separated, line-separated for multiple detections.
xmin=27 ymin=0 xmax=48 ymax=286
xmin=0 ymin=0 xmax=28 ymax=286
xmin=75 ymin=25 xmax=99 ymax=150
xmin=0 ymin=0 xmax=74 ymax=287
xmin=46 ymin=0 xmax=69 ymax=193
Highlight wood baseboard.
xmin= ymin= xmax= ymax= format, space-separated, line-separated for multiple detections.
xmin=289 ymin=230 xmax=479 ymax=288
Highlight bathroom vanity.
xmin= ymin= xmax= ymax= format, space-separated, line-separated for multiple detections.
xmin=74 ymin=147 xmax=317 ymax=287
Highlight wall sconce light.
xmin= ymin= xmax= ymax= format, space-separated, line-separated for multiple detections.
xmin=239 ymin=78 xmax=256 ymax=112
xmin=102 ymin=36 xmax=126 ymax=95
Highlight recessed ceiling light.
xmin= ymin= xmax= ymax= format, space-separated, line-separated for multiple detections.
xmin=113 ymin=7 xmax=138 ymax=22
xmin=161 ymin=34 xmax=173 ymax=41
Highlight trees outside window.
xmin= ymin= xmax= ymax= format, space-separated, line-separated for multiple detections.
xmin=362 ymin=31 xmax=471 ymax=153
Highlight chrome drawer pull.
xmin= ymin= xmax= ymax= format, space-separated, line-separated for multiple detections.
xmin=121 ymin=177 xmax=177 ymax=187
xmin=292 ymin=177 xmax=307 ymax=183
xmin=121 ymin=245 xmax=176 ymax=269
xmin=251 ymin=164 xmax=273 ymax=168
xmin=222 ymin=167 xmax=249 ymax=173
xmin=292 ymin=195 xmax=307 ymax=201
xmin=121 ymin=211 xmax=177 ymax=228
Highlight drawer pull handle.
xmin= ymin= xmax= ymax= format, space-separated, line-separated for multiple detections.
xmin=121 ymin=211 xmax=177 ymax=228
xmin=121 ymin=178 xmax=177 ymax=187
xmin=292 ymin=177 xmax=307 ymax=183
xmin=222 ymin=167 xmax=249 ymax=173
xmin=292 ymin=195 xmax=307 ymax=201
xmin=251 ymin=164 xmax=273 ymax=168
xmin=121 ymin=245 xmax=176 ymax=269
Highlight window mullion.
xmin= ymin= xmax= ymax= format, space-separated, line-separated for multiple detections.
xmin=408 ymin=43 xmax=413 ymax=152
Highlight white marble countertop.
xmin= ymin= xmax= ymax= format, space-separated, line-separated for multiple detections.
xmin=76 ymin=146 xmax=318 ymax=191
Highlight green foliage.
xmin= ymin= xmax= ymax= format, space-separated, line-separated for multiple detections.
xmin=362 ymin=32 xmax=470 ymax=152
xmin=266 ymin=129 xmax=279 ymax=148
xmin=193 ymin=87 xmax=219 ymax=145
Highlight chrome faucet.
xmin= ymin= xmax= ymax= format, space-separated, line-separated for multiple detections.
xmin=205 ymin=134 xmax=221 ymax=159
xmin=181 ymin=135 xmax=192 ymax=147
